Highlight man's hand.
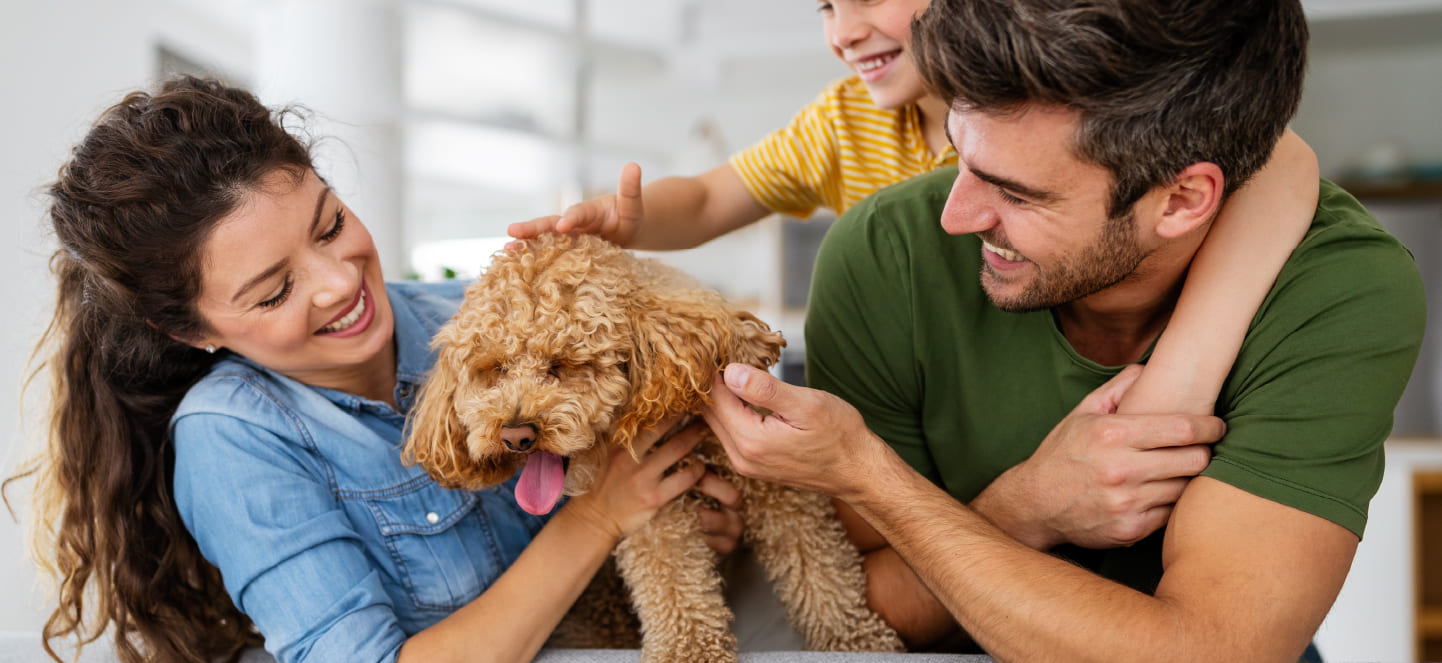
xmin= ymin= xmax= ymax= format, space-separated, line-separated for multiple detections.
xmin=701 ymin=364 xmax=889 ymax=500
xmin=507 ymin=162 xmax=644 ymax=246
xmin=974 ymin=365 xmax=1225 ymax=550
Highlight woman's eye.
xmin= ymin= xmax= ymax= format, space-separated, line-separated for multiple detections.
xmin=319 ymin=208 xmax=346 ymax=243
xmin=258 ymin=275 xmax=293 ymax=309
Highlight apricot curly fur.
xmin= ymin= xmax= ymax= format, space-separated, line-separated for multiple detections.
xmin=403 ymin=234 xmax=903 ymax=662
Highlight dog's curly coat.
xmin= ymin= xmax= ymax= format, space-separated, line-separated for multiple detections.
xmin=403 ymin=234 xmax=903 ymax=662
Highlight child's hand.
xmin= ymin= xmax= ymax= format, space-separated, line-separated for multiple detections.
xmin=568 ymin=417 xmax=707 ymax=540
xmin=507 ymin=162 xmax=644 ymax=247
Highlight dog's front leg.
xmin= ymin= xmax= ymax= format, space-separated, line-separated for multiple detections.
xmin=614 ymin=495 xmax=738 ymax=663
xmin=742 ymin=479 xmax=905 ymax=652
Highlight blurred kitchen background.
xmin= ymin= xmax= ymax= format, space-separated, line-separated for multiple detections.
xmin=3 ymin=0 xmax=1442 ymax=660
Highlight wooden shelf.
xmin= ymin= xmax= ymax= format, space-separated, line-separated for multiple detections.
xmin=1422 ymin=607 xmax=1442 ymax=637
xmin=1338 ymin=179 xmax=1442 ymax=202
xmin=1418 ymin=471 xmax=1442 ymax=661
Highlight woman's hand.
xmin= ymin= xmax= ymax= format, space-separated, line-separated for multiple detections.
xmin=567 ymin=417 xmax=707 ymax=541
xmin=695 ymin=471 xmax=744 ymax=556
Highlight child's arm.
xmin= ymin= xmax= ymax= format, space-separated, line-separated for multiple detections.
xmin=1119 ymin=129 xmax=1319 ymax=415
xmin=507 ymin=162 xmax=770 ymax=251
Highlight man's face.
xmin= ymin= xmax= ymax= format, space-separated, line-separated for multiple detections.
xmin=939 ymin=104 xmax=1150 ymax=313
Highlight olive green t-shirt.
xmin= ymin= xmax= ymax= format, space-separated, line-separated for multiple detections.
xmin=805 ymin=167 xmax=1425 ymax=592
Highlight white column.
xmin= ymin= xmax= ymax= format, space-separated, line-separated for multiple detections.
xmin=252 ymin=0 xmax=407 ymax=279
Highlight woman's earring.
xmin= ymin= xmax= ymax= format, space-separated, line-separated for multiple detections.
xmin=205 ymin=344 xmax=217 ymax=354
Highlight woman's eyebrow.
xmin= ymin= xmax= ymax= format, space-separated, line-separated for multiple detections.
xmin=229 ymin=186 xmax=333 ymax=305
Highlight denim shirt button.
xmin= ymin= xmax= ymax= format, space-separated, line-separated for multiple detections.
xmin=425 ymin=511 xmax=440 ymax=525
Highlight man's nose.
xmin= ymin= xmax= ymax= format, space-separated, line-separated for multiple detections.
xmin=940 ymin=170 xmax=1000 ymax=236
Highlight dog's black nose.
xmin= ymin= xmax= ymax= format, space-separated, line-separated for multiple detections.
xmin=501 ymin=425 xmax=538 ymax=452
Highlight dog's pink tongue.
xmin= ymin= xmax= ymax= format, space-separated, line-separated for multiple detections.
xmin=516 ymin=450 xmax=565 ymax=516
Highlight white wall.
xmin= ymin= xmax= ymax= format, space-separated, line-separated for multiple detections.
xmin=0 ymin=0 xmax=162 ymax=635
xmin=1294 ymin=11 xmax=1442 ymax=179
xmin=1316 ymin=441 xmax=1442 ymax=663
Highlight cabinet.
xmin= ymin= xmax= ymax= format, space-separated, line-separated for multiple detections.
xmin=1418 ymin=471 xmax=1442 ymax=661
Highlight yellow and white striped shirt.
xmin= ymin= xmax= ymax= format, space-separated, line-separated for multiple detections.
xmin=729 ymin=75 xmax=956 ymax=218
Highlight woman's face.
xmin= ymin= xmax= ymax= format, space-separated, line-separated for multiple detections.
xmin=818 ymin=0 xmax=932 ymax=110
xmin=192 ymin=168 xmax=394 ymax=394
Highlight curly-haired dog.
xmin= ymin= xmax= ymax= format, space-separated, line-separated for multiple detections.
xmin=403 ymin=233 xmax=903 ymax=662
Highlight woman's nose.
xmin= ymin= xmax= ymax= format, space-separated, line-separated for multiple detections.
xmin=310 ymin=254 xmax=359 ymax=309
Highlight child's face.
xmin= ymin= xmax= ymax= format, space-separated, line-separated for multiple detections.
xmin=818 ymin=0 xmax=932 ymax=110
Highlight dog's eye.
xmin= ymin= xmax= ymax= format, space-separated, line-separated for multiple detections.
xmin=548 ymin=362 xmax=562 ymax=378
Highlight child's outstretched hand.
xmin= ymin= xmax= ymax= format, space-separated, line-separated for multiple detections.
xmin=508 ymin=162 xmax=644 ymax=247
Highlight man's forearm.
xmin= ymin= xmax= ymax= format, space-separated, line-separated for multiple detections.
xmin=862 ymin=546 xmax=961 ymax=649
xmin=846 ymin=449 xmax=1204 ymax=663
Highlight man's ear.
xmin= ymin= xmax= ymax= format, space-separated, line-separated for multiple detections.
xmin=1154 ymin=162 xmax=1225 ymax=239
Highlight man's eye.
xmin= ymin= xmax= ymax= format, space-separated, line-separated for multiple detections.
xmin=996 ymin=187 xmax=1027 ymax=206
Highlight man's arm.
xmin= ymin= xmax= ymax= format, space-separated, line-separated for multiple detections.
xmin=706 ymin=365 xmax=1350 ymax=662
xmin=856 ymin=455 xmax=1353 ymax=663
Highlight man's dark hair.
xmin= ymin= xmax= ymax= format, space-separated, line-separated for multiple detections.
xmin=912 ymin=0 xmax=1309 ymax=217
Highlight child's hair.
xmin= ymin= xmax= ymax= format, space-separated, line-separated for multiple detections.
xmin=4 ymin=75 xmax=314 ymax=663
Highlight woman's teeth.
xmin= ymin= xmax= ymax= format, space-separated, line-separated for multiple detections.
xmin=321 ymin=288 xmax=366 ymax=333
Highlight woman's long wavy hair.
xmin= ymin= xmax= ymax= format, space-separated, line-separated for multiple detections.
xmin=4 ymin=75 xmax=314 ymax=662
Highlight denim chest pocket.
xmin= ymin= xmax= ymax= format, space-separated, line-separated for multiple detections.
xmin=361 ymin=483 xmax=495 ymax=612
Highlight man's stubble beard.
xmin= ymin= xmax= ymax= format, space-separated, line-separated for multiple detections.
xmin=983 ymin=210 xmax=1148 ymax=314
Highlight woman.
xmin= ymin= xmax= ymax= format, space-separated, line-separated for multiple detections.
xmin=14 ymin=75 xmax=738 ymax=663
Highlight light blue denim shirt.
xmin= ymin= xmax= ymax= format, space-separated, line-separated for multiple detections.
xmin=172 ymin=281 xmax=549 ymax=663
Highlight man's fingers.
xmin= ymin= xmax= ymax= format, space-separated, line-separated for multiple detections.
xmin=1122 ymin=414 xmax=1226 ymax=451
xmin=615 ymin=162 xmax=643 ymax=223
xmin=1137 ymin=477 xmax=1193 ymax=509
xmin=1079 ymin=364 xmax=1145 ymax=414
xmin=722 ymin=364 xmax=802 ymax=421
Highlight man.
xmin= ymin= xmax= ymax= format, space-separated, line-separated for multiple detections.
xmin=702 ymin=1 xmax=1426 ymax=660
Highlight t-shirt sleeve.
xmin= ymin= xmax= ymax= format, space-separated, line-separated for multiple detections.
xmin=173 ymin=411 xmax=407 ymax=663
xmin=804 ymin=196 xmax=938 ymax=481
xmin=1203 ymin=209 xmax=1427 ymax=539
xmin=728 ymin=85 xmax=844 ymax=218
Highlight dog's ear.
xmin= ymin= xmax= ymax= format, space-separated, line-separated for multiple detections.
xmin=402 ymin=325 xmax=474 ymax=488
xmin=612 ymin=291 xmax=736 ymax=454
xmin=729 ymin=310 xmax=787 ymax=369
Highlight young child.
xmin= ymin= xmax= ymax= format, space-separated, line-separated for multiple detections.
xmin=509 ymin=0 xmax=1319 ymax=420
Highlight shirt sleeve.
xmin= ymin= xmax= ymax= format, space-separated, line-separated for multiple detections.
xmin=173 ymin=411 xmax=407 ymax=663
xmin=1202 ymin=207 xmax=1427 ymax=539
xmin=803 ymin=194 xmax=939 ymax=482
xmin=728 ymin=86 xmax=844 ymax=218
